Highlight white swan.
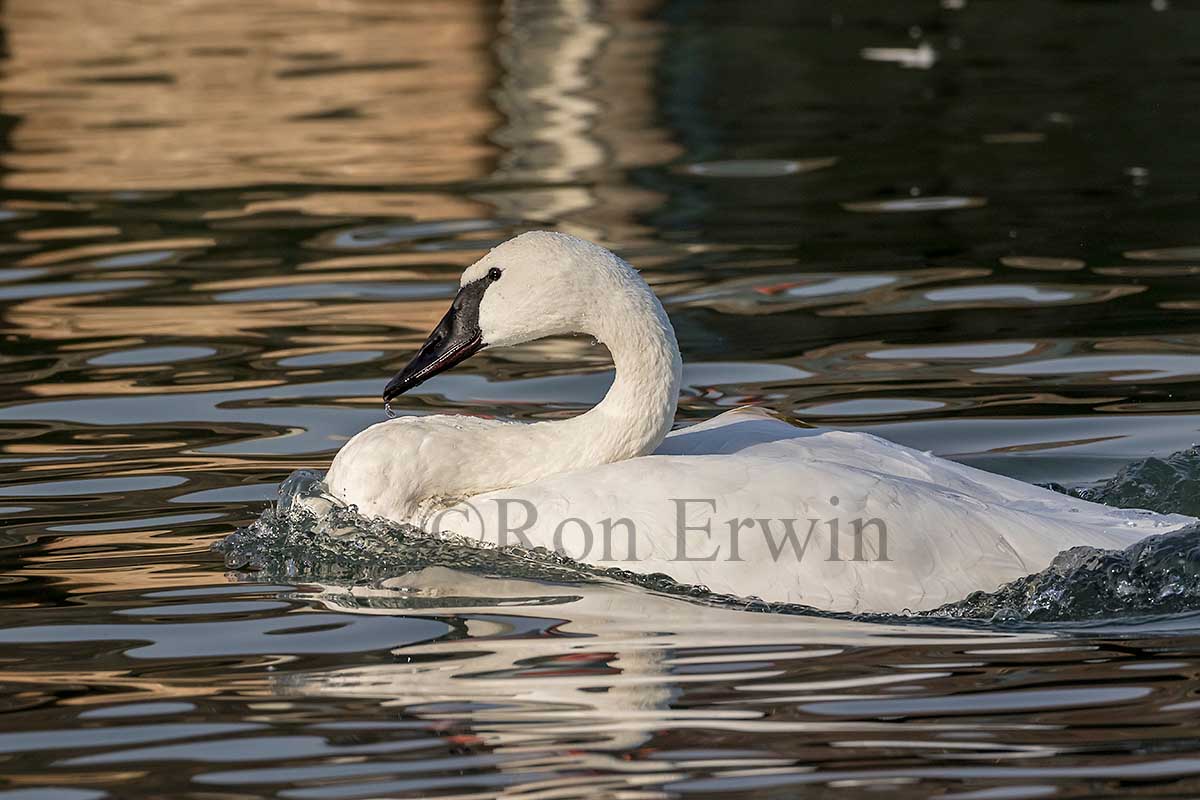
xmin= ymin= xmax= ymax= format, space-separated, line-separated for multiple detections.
xmin=324 ymin=231 xmax=1193 ymax=613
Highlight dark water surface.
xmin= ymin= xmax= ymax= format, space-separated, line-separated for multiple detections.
xmin=2 ymin=1 xmax=1200 ymax=797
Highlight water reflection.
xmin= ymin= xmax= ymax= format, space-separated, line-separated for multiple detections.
xmin=3 ymin=564 xmax=1199 ymax=798
xmin=1 ymin=0 xmax=1200 ymax=796
xmin=1 ymin=0 xmax=502 ymax=189
xmin=483 ymin=0 xmax=677 ymax=241
xmin=274 ymin=570 xmax=1041 ymax=753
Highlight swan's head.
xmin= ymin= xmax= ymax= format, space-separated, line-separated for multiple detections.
xmin=384 ymin=231 xmax=656 ymax=402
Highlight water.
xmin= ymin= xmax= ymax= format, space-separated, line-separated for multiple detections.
xmin=3 ymin=0 xmax=1200 ymax=797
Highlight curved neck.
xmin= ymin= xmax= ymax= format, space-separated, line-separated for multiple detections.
xmin=495 ymin=280 xmax=682 ymax=487
xmin=563 ymin=290 xmax=683 ymax=461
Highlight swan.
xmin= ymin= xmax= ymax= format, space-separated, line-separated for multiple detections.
xmin=323 ymin=231 xmax=1193 ymax=613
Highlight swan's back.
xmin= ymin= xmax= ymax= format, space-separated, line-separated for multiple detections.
xmin=439 ymin=408 xmax=1192 ymax=613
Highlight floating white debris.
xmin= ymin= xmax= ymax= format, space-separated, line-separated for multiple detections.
xmin=861 ymin=41 xmax=937 ymax=70
xmin=681 ymin=158 xmax=838 ymax=178
xmin=842 ymin=196 xmax=986 ymax=213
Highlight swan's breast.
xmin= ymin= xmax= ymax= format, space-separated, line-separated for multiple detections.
xmin=325 ymin=414 xmax=523 ymax=522
xmin=322 ymin=417 xmax=443 ymax=519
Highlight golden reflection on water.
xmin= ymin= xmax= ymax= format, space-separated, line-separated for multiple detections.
xmin=0 ymin=0 xmax=675 ymax=230
xmin=0 ymin=0 xmax=678 ymax=392
xmin=1 ymin=0 xmax=501 ymax=189
xmin=11 ymin=294 xmax=452 ymax=345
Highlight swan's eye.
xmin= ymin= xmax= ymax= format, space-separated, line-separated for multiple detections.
xmin=487 ymin=267 xmax=503 ymax=282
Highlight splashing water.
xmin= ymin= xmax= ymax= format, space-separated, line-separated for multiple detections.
xmin=217 ymin=450 xmax=1200 ymax=624
xmin=215 ymin=470 xmax=764 ymax=608
xmin=217 ymin=470 xmax=589 ymax=586
xmin=925 ymin=522 xmax=1200 ymax=622
xmin=924 ymin=448 xmax=1200 ymax=622
xmin=1073 ymin=446 xmax=1200 ymax=517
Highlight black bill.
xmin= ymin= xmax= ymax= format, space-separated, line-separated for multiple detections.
xmin=383 ymin=279 xmax=488 ymax=402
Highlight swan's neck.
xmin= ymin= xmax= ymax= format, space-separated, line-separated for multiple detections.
xmin=500 ymin=285 xmax=682 ymax=488
xmin=564 ymin=297 xmax=682 ymax=459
